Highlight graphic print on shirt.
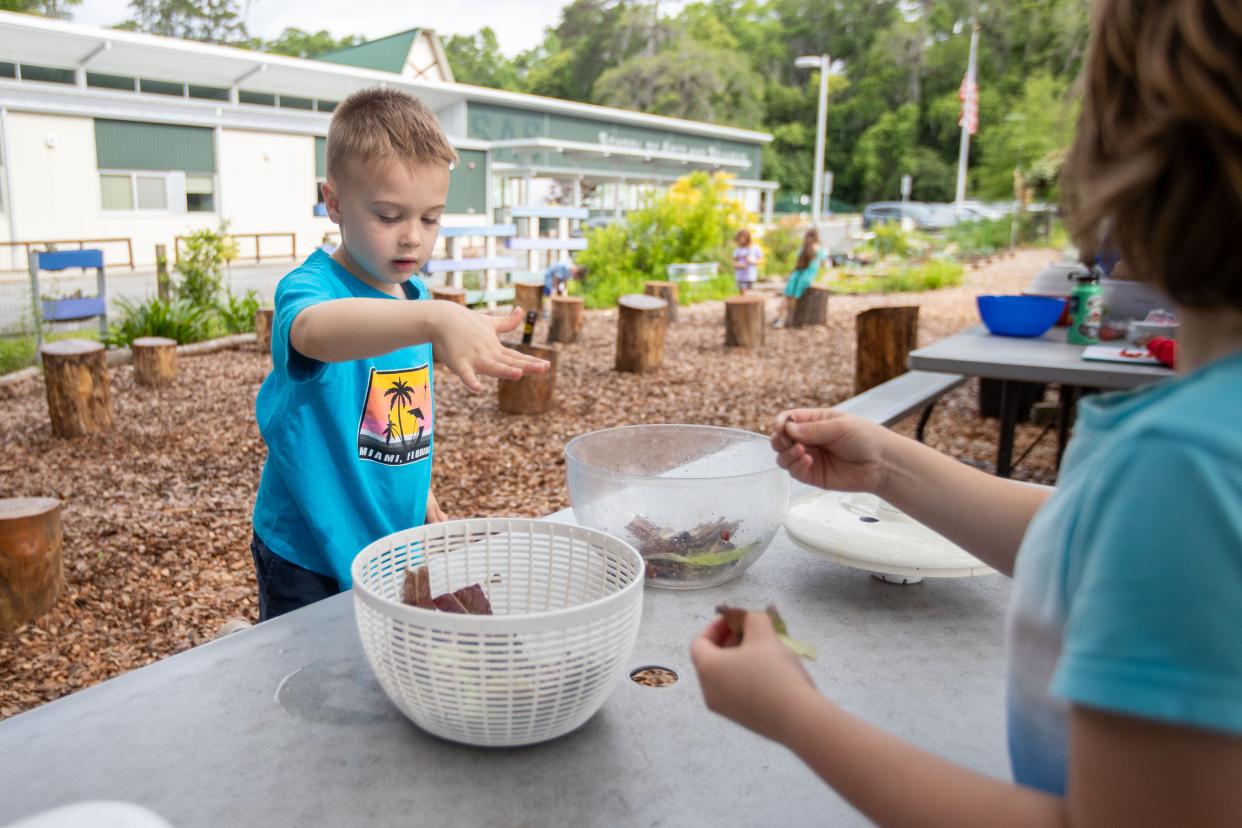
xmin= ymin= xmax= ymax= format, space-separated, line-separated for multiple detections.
xmin=356 ymin=364 xmax=432 ymax=466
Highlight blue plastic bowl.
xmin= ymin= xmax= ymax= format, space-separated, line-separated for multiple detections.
xmin=977 ymin=295 xmax=1066 ymax=338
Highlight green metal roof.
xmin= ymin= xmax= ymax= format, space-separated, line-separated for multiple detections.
xmin=312 ymin=29 xmax=419 ymax=74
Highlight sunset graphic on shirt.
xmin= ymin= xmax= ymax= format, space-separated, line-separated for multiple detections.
xmin=356 ymin=365 xmax=432 ymax=466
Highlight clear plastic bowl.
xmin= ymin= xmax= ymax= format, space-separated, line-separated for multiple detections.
xmin=565 ymin=424 xmax=791 ymax=589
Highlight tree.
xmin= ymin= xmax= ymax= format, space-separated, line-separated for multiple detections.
xmin=0 ymin=0 xmax=80 ymax=17
xmin=118 ymin=0 xmax=247 ymax=44
xmin=256 ymin=28 xmax=363 ymax=59
xmin=973 ymin=73 xmax=1077 ymax=199
xmin=593 ymin=37 xmax=763 ymax=126
xmin=443 ymin=28 xmax=522 ymax=90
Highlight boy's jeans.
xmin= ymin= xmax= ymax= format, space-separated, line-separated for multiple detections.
xmin=250 ymin=532 xmax=341 ymax=622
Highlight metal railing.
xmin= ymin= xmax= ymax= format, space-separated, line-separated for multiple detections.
xmin=0 ymin=237 xmax=135 ymax=272
xmin=175 ymin=232 xmax=296 ymax=264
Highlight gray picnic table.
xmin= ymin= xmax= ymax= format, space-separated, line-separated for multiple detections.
xmin=909 ymin=325 xmax=1175 ymax=477
xmin=0 ymin=499 xmax=1014 ymax=828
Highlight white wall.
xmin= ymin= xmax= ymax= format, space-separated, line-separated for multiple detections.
xmin=217 ymin=128 xmax=334 ymax=263
xmin=6 ymin=111 xmax=217 ymax=268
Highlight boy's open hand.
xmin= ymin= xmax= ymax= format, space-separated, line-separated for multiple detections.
xmin=690 ymin=611 xmax=816 ymax=744
xmin=771 ymin=408 xmax=889 ymax=494
xmin=431 ymin=304 xmax=548 ymax=393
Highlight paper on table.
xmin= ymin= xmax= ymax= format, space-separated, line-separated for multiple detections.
xmin=1081 ymin=344 xmax=1162 ymax=365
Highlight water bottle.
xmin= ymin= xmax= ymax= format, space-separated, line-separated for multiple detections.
xmin=1068 ymin=270 xmax=1103 ymax=345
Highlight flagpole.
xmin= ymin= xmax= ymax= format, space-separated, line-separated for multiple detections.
xmin=954 ymin=21 xmax=980 ymax=206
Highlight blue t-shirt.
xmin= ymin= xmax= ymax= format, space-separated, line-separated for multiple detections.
xmin=1006 ymin=347 xmax=1242 ymax=794
xmin=253 ymin=249 xmax=435 ymax=587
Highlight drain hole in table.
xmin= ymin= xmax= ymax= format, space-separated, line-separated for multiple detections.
xmin=630 ymin=666 xmax=679 ymax=688
xmin=859 ymin=516 xmax=880 ymax=524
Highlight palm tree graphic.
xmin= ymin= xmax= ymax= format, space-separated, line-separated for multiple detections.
xmin=384 ymin=378 xmax=415 ymax=449
xmin=382 ymin=417 xmax=398 ymax=447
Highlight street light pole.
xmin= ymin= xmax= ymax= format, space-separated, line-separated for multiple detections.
xmin=796 ymin=54 xmax=830 ymax=226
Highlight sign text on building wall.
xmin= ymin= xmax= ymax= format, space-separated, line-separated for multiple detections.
xmin=596 ymin=131 xmax=751 ymax=165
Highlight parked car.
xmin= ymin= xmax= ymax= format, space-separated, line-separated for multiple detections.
xmin=861 ymin=201 xmax=956 ymax=232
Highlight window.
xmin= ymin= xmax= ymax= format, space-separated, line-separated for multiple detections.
xmin=99 ymin=171 xmax=215 ymax=213
xmin=135 ymin=175 xmax=167 ymax=209
xmin=188 ymin=84 xmax=229 ymax=101
xmin=316 ymin=100 xmax=338 ymax=113
xmin=139 ymin=78 xmax=185 ymax=97
xmin=100 ymin=174 xmax=135 ymax=210
xmin=0 ymin=63 xmax=17 ymax=79
xmin=186 ymin=175 xmax=215 ymax=212
xmin=239 ymin=90 xmax=276 ymax=107
xmin=280 ymin=95 xmax=314 ymax=111
xmin=20 ymin=64 xmax=75 ymax=85
xmin=87 ymin=72 xmax=136 ymax=91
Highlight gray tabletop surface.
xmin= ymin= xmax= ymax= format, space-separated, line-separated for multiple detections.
xmin=0 ymin=501 xmax=1014 ymax=828
xmin=909 ymin=325 xmax=1175 ymax=389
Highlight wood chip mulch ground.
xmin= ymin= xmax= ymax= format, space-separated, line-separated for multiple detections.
xmin=0 ymin=248 xmax=1065 ymax=719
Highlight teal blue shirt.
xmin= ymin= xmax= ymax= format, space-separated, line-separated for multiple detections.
xmin=1006 ymin=348 xmax=1242 ymax=794
xmin=253 ymin=250 xmax=435 ymax=587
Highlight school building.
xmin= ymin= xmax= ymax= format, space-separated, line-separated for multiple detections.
xmin=0 ymin=11 xmax=776 ymax=270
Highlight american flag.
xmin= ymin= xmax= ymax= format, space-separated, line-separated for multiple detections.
xmin=958 ymin=24 xmax=980 ymax=136
xmin=959 ymin=66 xmax=978 ymax=135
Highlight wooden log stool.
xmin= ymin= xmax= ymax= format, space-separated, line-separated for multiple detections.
xmin=254 ymin=307 xmax=275 ymax=355
xmin=855 ymin=306 xmax=920 ymax=394
xmin=498 ymin=344 xmax=558 ymax=415
xmin=514 ymin=280 xmax=545 ymax=316
xmin=432 ymin=286 xmax=467 ymax=305
xmin=644 ymin=280 xmax=679 ymax=323
xmin=724 ymin=295 xmax=765 ymax=348
xmin=132 ymin=336 xmax=178 ymax=387
xmin=0 ymin=498 xmax=63 ymax=632
xmin=788 ymin=284 xmax=831 ymax=328
xmin=547 ymin=295 xmax=584 ymax=345
xmin=615 ymin=293 xmax=668 ymax=373
xmin=40 ymin=339 xmax=114 ymax=438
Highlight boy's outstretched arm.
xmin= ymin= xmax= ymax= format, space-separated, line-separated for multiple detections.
xmin=773 ymin=409 xmax=1047 ymax=576
xmin=692 ymin=613 xmax=1242 ymax=828
xmin=290 ymin=298 xmax=548 ymax=392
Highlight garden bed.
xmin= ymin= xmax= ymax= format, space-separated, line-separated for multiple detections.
xmin=0 ymin=249 xmax=1063 ymax=719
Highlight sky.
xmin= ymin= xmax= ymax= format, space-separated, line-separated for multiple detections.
xmin=70 ymin=0 xmax=570 ymax=57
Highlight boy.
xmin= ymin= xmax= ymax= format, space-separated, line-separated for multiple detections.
xmin=251 ymin=88 xmax=547 ymax=621
xmin=543 ymin=259 xmax=586 ymax=297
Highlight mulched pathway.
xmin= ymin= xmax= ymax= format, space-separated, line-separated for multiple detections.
xmin=0 ymin=248 xmax=1064 ymax=718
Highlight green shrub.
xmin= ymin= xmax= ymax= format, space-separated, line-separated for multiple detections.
xmin=831 ymin=260 xmax=964 ymax=294
xmin=105 ymin=296 xmax=211 ymax=347
xmin=760 ymin=218 xmax=804 ymax=278
xmin=578 ymin=171 xmax=751 ymax=309
xmin=0 ymin=329 xmax=102 ymax=375
xmin=175 ymin=226 xmax=238 ymax=308
xmin=215 ymin=289 xmax=262 ymax=335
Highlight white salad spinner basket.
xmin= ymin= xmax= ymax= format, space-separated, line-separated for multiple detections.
xmin=352 ymin=518 xmax=645 ymax=747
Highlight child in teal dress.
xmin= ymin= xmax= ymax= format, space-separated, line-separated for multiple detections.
xmin=774 ymin=228 xmax=825 ymax=327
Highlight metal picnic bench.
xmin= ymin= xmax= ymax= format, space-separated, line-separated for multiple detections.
xmin=836 ymin=370 xmax=968 ymax=440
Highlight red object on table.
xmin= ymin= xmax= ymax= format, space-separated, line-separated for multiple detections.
xmin=1147 ymin=336 xmax=1177 ymax=369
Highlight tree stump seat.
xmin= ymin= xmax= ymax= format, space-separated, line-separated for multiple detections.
xmin=547 ymin=295 xmax=584 ymax=344
xmin=40 ymin=339 xmax=113 ymax=438
xmin=615 ymin=294 xmax=668 ymax=373
xmin=789 ymin=284 xmax=831 ymax=328
xmin=0 ymin=498 xmax=63 ymax=632
xmin=132 ymin=337 xmax=178 ymax=387
xmin=724 ymin=295 xmax=765 ymax=348
xmin=498 ymin=343 xmax=558 ymax=415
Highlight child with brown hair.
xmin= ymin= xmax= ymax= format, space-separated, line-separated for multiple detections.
xmin=693 ymin=1 xmax=1242 ymax=823
xmin=773 ymin=227 xmax=825 ymax=328
xmin=251 ymin=88 xmax=547 ymax=620
xmin=732 ymin=228 xmax=764 ymax=294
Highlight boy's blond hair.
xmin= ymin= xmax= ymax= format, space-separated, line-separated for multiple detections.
xmin=326 ymin=87 xmax=458 ymax=181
